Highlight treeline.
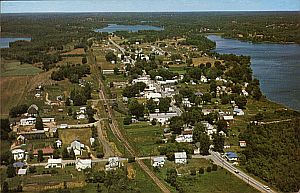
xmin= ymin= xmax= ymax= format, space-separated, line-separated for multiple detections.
xmin=51 ymin=64 xmax=90 ymax=83
xmin=240 ymin=119 xmax=300 ymax=192
xmin=180 ymin=34 xmax=216 ymax=51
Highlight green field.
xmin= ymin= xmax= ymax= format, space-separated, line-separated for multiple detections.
xmin=0 ymin=61 xmax=43 ymax=76
xmin=124 ymin=122 xmax=163 ymax=156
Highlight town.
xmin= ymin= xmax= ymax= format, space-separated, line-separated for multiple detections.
xmin=1 ymin=10 xmax=300 ymax=193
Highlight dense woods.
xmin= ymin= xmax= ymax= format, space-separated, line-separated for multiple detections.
xmin=240 ymin=119 xmax=300 ymax=192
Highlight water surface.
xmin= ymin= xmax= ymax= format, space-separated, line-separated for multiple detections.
xmin=95 ymin=24 xmax=164 ymax=33
xmin=0 ymin=37 xmax=31 ymax=48
xmin=207 ymin=35 xmax=300 ymax=111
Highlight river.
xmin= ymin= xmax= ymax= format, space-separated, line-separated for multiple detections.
xmin=207 ymin=35 xmax=300 ymax=111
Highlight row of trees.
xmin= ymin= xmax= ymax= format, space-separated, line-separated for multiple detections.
xmin=51 ymin=64 xmax=90 ymax=83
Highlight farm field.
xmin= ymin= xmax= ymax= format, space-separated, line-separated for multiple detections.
xmin=124 ymin=122 xmax=163 ymax=156
xmin=58 ymin=128 xmax=92 ymax=146
xmin=0 ymin=60 xmax=43 ymax=77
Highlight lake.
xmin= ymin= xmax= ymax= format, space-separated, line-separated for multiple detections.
xmin=207 ymin=35 xmax=300 ymax=111
xmin=0 ymin=37 xmax=31 ymax=48
xmin=95 ymin=24 xmax=164 ymax=33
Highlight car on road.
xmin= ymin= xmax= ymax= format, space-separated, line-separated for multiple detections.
xmin=234 ymin=170 xmax=239 ymax=174
xmin=263 ymin=186 xmax=270 ymax=190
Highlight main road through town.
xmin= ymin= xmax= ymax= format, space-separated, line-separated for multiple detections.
xmin=209 ymin=150 xmax=277 ymax=193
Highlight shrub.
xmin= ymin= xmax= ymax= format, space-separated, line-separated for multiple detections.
xmin=199 ymin=167 xmax=205 ymax=174
xmin=128 ymin=157 xmax=135 ymax=163
xmin=190 ymin=168 xmax=196 ymax=176
xmin=212 ymin=164 xmax=218 ymax=171
xmin=206 ymin=166 xmax=212 ymax=172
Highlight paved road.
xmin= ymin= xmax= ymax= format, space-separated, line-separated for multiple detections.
xmin=108 ymin=38 xmax=125 ymax=55
xmin=210 ymin=151 xmax=276 ymax=193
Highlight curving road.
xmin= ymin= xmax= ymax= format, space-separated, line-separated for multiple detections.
xmin=210 ymin=150 xmax=276 ymax=193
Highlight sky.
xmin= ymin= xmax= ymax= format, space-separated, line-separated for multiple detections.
xmin=1 ymin=0 xmax=300 ymax=13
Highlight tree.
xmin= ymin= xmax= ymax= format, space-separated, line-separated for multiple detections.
xmin=166 ymin=168 xmax=177 ymax=187
xmin=146 ymin=99 xmax=157 ymax=113
xmin=2 ymin=181 xmax=9 ymax=193
xmin=9 ymin=104 xmax=28 ymax=118
xmin=210 ymin=80 xmax=217 ymax=93
xmin=159 ymin=98 xmax=171 ymax=113
xmin=212 ymin=133 xmax=225 ymax=153
xmin=235 ymin=96 xmax=247 ymax=109
xmin=53 ymin=149 xmax=61 ymax=159
xmin=202 ymin=93 xmax=211 ymax=103
xmin=199 ymin=167 xmax=205 ymax=174
xmin=212 ymin=164 xmax=218 ymax=171
xmin=174 ymin=94 xmax=183 ymax=107
xmin=206 ymin=166 xmax=212 ymax=172
xmin=29 ymin=166 xmax=37 ymax=173
xmin=86 ymin=106 xmax=96 ymax=123
xmin=113 ymin=67 xmax=119 ymax=75
xmin=193 ymin=123 xmax=210 ymax=155
xmin=69 ymin=148 xmax=75 ymax=159
xmin=37 ymin=150 xmax=44 ymax=162
xmin=62 ymin=147 xmax=69 ymax=159
xmin=0 ymin=119 xmax=11 ymax=140
xmin=128 ymin=99 xmax=144 ymax=119
xmin=105 ymin=52 xmax=117 ymax=62
xmin=82 ymin=57 xmax=87 ymax=64
xmin=169 ymin=116 xmax=184 ymax=134
xmin=35 ymin=116 xmax=43 ymax=130
xmin=151 ymin=119 xmax=157 ymax=125
xmin=67 ymin=107 xmax=73 ymax=116
xmin=6 ymin=164 xmax=16 ymax=178
xmin=123 ymin=116 xmax=132 ymax=125
xmin=190 ymin=168 xmax=196 ymax=176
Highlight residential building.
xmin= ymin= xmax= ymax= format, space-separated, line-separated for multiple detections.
xmin=75 ymin=159 xmax=92 ymax=171
xmin=17 ymin=168 xmax=27 ymax=176
xmin=152 ymin=157 xmax=165 ymax=167
xmin=11 ymin=149 xmax=26 ymax=161
xmin=233 ymin=108 xmax=245 ymax=116
xmin=68 ymin=140 xmax=84 ymax=156
xmin=55 ymin=140 xmax=62 ymax=148
xmin=20 ymin=117 xmax=36 ymax=126
xmin=239 ymin=141 xmax=247 ymax=148
xmin=149 ymin=113 xmax=178 ymax=125
xmin=175 ymin=134 xmax=193 ymax=143
xmin=225 ymin=152 xmax=238 ymax=161
xmin=45 ymin=158 xmax=63 ymax=168
xmin=105 ymin=157 xmax=120 ymax=171
xmin=174 ymin=152 xmax=187 ymax=164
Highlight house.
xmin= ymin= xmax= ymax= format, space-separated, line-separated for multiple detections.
xmin=68 ymin=140 xmax=84 ymax=156
xmin=225 ymin=152 xmax=238 ymax=161
xmin=27 ymin=104 xmax=39 ymax=117
xmin=77 ymin=114 xmax=86 ymax=120
xmin=17 ymin=168 xmax=27 ymax=176
xmin=79 ymin=107 xmax=87 ymax=114
xmin=75 ymin=159 xmax=92 ymax=171
xmin=33 ymin=147 xmax=54 ymax=157
xmin=13 ymin=162 xmax=26 ymax=168
xmin=239 ymin=141 xmax=247 ymax=148
xmin=45 ymin=158 xmax=62 ymax=168
xmin=11 ymin=149 xmax=26 ymax=161
xmin=175 ymin=135 xmax=193 ymax=143
xmin=16 ymin=135 xmax=25 ymax=145
xmin=174 ymin=152 xmax=187 ymax=164
xmin=42 ymin=118 xmax=55 ymax=123
xmin=20 ymin=117 xmax=36 ymax=126
xmin=152 ymin=157 xmax=165 ymax=167
xmin=105 ymin=157 xmax=120 ymax=171
xmin=146 ymin=92 xmax=162 ymax=99
xmin=194 ymin=148 xmax=200 ymax=155
xmin=90 ymin=138 xmax=95 ymax=146
xmin=223 ymin=115 xmax=234 ymax=121
xmin=233 ymin=108 xmax=244 ymax=116
xmin=55 ymin=140 xmax=62 ymax=148
xmin=58 ymin=124 xmax=68 ymax=129
xmin=149 ymin=113 xmax=178 ymax=125
xmin=182 ymin=98 xmax=191 ymax=108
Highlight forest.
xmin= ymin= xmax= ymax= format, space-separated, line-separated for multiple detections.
xmin=240 ymin=119 xmax=300 ymax=192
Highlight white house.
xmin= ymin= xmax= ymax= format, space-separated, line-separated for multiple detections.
xmin=146 ymin=92 xmax=162 ymax=99
xmin=75 ymin=159 xmax=92 ymax=171
xmin=55 ymin=140 xmax=62 ymax=148
xmin=152 ymin=157 xmax=165 ymax=167
xmin=175 ymin=135 xmax=193 ymax=143
xmin=17 ymin=168 xmax=27 ymax=176
xmin=223 ymin=115 xmax=234 ymax=121
xmin=42 ymin=118 xmax=55 ymax=123
xmin=149 ymin=113 xmax=178 ymax=125
xmin=20 ymin=117 xmax=36 ymax=126
xmin=233 ymin=108 xmax=245 ymax=116
xmin=174 ymin=152 xmax=187 ymax=164
xmin=11 ymin=149 xmax=26 ymax=161
xmin=45 ymin=158 xmax=62 ymax=168
xmin=58 ymin=124 xmax=68 ymax=129
xmin=79 ymin=107 xmax=87 ymax=114
xmin=77 ymin=114 xmax=86 ymax=120
xmin=90 ymin=138 xmax=95 ymax=146
xmin=239 ymin=141 xmax=247 ymax=148
xmin=182 ymin=98 xmax=191 ymax=108
xmin=105 ymin=157 xmax=120 ymax=171
xmin=68 ymin=140 xmax=84 ymax=156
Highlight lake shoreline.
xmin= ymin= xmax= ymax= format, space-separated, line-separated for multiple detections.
xmin=207 ymin=34 xmax=300 ymax=112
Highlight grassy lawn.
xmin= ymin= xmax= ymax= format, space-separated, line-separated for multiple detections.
xmin=58 ymin=128 xmax=92 ymax=146
xmin=131 ymin=162 xmax=164 ymax=193
xmin=124 ymin=122 xmax=163 ymax=156
xmin=0 ymin=61 xmax=43 ymax=77
xmin=168 ymin=66 xmax=187 ymax=74
xmin=177 ymin=168 xmax=259 ymax=193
